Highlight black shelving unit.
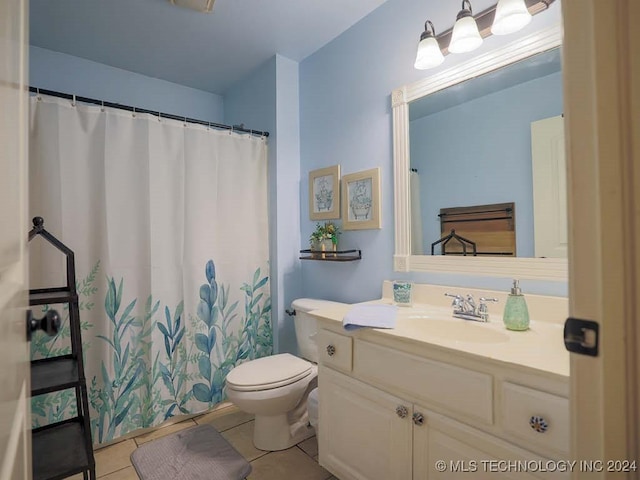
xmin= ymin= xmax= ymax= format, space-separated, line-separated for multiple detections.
xmin=299 ymin=249 xmax=362 ymax=262
xmin=28 ymin=217 xmax=96 ymax=480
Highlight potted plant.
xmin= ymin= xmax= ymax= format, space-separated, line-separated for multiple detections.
xmin=323 ymin=222 xmax=340 ymax=251
xmin=310 ymin=224 xmax=325 ymax=255
xmin=309 ymin=222 xmax=341 ymax=257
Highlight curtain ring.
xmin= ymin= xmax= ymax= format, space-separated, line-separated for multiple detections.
xmin=132 ymin=107 xmax=136 ymax=118
xmin=184 ymin=117 xmax=187 ymax=127
xmin=101 ymin=100 xmax=105 ymax=112
xmin=71 ymin=94 xmax=76 ymax=107
xmin=36 ymin=88 xmax=42 ymax=101
xmin=158 ymin=112 xmax=161 ymax=122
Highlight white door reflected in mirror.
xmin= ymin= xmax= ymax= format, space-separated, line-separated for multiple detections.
xmin=531 ymin=115 xmax=567 ymax=258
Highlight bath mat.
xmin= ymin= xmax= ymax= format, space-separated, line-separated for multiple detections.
xmin=131 ymin=424 xmax=251 ymax=480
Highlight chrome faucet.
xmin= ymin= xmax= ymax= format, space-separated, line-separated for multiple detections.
xmin=444 ymin=293 xmax=498 ymax=322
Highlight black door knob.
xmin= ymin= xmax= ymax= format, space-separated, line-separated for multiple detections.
xmin=27 ymin=310 xmax=61 ymax=340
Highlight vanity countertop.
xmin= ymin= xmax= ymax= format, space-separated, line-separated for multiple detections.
xmin=311 ymin=300 xmax=570 ymax=379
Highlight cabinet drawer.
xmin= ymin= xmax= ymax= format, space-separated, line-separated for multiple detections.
xmin=318 ymin=329 xmax=353 ymax=372
xmin=501 ymin=382 xmax=569 ymax=456
xmin=354 ymin=340 xmax=493 ymax=425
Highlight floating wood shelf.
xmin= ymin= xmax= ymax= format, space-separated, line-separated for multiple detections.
xmin=299 ymin=249 xmax=362 ymax=262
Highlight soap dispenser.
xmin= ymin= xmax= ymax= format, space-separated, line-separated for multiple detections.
xmin=503 ymin=279 xmax=530 ymax=331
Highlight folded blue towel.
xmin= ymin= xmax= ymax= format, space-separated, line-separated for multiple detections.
xmin=343 ymin=304 xmax=398 ymax=331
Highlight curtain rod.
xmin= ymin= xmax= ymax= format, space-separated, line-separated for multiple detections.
xmin=29 ymin=86 xmax=270 ymax=138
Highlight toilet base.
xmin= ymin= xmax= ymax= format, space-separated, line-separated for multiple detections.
xmin=253 ymin=413 xmax=316 ymax=451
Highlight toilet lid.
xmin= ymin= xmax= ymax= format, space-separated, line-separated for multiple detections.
xmin=226 ymin=353 xmax=314 ymax=392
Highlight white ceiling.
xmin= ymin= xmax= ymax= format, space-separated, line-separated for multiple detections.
xmin=29 ymin=0 xmax=389 ymax=95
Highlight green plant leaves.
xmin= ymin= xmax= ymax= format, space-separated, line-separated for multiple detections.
xmin=195 ymin=334 xmax=209 ymax=354
xmin=205 ymin=260 xmax=216 ymax=283
xmin=192 ymin=383 xmax=210 ymax=403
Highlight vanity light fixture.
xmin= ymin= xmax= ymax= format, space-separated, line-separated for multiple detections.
xmin=449 ymin=0 xmax=483 ymax=54
xmin=169 ymin=0 xmax=215 ymax=13
xmin=414 ymin=0 xmax=555 ymax=69
xmin=491 ymin=0 xmax=532 ymax=35
xmin=414 ymin=21 xmax=445 ymax=70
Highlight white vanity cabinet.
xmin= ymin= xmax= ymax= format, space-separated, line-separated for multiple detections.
xmin=320 ymin=367 xmax=412 ymax=480
xmin=316 ymin=325 xmax=569 ymax=480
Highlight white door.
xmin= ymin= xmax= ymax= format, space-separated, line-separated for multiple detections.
xmin=563 ymin=0 xmax=640 ymax=471
xmin=0 ymin=0 xmax=30 ymax=479
xmin=319 ymin=368 xmax=412 ymax=480
xmin=531 ymin=115 xmax=567 ymax=259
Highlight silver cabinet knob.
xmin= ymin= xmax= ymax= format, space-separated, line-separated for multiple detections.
xmin=326 ymin=344 xmax=336 ymax=356
xmin=529 ymin=415 xmax=549 ymax=433
xmin=412 ymin=412 xmax=424 ymax=426
xmin=395 ymin=405 xmax=408 ymax=418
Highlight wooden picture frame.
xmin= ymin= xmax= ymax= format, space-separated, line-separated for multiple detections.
xmin=309 ymin=165 xmax=341 ymax=220
xmin=342 ymin=167 xmax=381 ymax=230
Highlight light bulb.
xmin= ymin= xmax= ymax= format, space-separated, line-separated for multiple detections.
xmin=449 ymin=1 xmax=483 ymax=54
xmin=492 ymin=0 xmax=532 ymax=35
xmin=414 ymin=21 xmax=444 ymax=70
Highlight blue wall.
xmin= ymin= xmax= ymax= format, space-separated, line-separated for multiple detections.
xmin=299 ymin=0 xmax=566 ymax=301
xmin=30 ymin=46 xmax=224 ymax=123
xmin=411 ymin=71 xmax=563 ymax=257
xmin=224 ymin=55 xmax=302 ymax=355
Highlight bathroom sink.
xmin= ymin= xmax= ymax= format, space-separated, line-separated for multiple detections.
xmin=398 ymin=314 xmax=510 ymax=344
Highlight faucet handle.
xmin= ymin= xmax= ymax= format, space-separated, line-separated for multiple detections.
xmin=444 ymin=293 xmax=464 ymax=309
xmin=478 ymin=297 xmax=499 ymax=320
xmin=444 ymin=293 xmax=463 ymax=299
xmin=479 ymin=297 xmax=499 ymax=303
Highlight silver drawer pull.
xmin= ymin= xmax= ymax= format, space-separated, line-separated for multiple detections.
xmin=412 ymin=412 xmax=424 ymax=426
xmin=529 ymin=415 xmax=548 ymax=433
xmin=395 ymin=405 xmax=408 ymax=418
xmin=326 ymin=344 xmax=336 ymax=356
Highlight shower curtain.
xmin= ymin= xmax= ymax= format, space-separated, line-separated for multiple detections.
xmin=28 ymin=94 xmax=272 ymax=445
xmin=410 ymin=170 xmax=424 ymax=255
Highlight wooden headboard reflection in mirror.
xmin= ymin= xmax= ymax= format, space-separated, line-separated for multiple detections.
xmin=432 ymin=203 xmax=516 ymax=256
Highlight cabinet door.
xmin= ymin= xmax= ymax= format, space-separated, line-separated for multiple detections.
xmin=319 ymin=367 xmax=412 ymax=480
xmin=413 ymin=410 xmax=565 ymax=480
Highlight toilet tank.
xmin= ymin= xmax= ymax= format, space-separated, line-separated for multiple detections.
xmin=291 ymin=298 xmax=346 ymax=363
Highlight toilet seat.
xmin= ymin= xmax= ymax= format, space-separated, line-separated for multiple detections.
xmin=226 ymin=353 xmax=314 ymax=392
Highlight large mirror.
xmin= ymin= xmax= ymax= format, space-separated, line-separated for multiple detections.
xmin=392 ymin=24 xmax=567 ymax=280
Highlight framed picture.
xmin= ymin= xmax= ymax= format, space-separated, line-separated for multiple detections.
xmin=309 ymin=165 xmax=341 ymax=220
xmin=341 ymin=167 xmax=381 ymax=230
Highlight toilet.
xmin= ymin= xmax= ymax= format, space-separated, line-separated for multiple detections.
xmin=225 ymin=298 xmax=345 ymax=451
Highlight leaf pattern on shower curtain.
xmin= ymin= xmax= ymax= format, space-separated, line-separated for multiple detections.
xmin=67 ymin=259 xmax=273 ymax=444
xmin=30 ymin=261 xmax=100 ymax=429
xmin=89 ymin=277 xmax=161 ymax=443
xmin=191 ymin=259 xmax=272 ymax=406
xmin=157 ymin=302 xmax=192 ymax=419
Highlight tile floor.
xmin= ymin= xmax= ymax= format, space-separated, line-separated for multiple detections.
xmin=72 ymin=404 xmax=337 ymax=480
